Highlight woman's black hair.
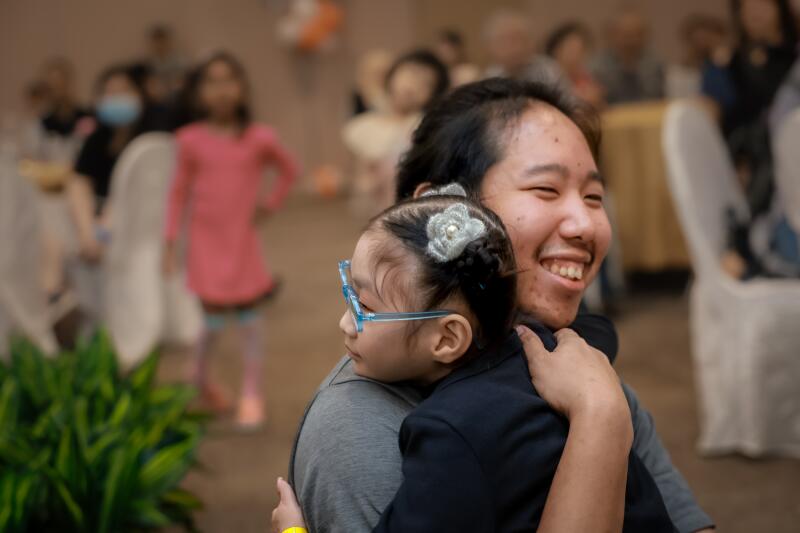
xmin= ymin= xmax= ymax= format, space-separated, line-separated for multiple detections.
xmin=395 ymin=77 xmax=600 ymax=200
xmin=191 ymin=50 xmax=252 ymax=127
xmin=93 ymin=63 xmax=147 ymax=102
xmin=384 ymin=49 xmax=451 ymax=110
xmin=730 ymin=0 xmax=798 ymax=48
xmin=370 ymin=194 xmax=517 ymax=349
xmin=544 ymin=21 xmax=593 ymax=57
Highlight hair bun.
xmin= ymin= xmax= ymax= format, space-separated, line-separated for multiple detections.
xmin=455 ymin=237 xmax=503 ymax=289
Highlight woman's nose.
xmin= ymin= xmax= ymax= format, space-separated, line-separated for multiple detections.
xmin=559 ymin=194 xmax=597 ymax=243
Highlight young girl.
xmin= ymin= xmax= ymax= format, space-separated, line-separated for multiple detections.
xmin=163 ymin=52 xmax=299 ymax=428
xmin=273 ymin=188 xmax=674 ymax=532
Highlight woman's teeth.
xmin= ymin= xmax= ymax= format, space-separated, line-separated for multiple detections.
xmin=542 ymin=260 xmax=584 ymax=281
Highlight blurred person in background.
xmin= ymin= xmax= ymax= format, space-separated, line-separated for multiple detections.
xmin=433 ymin=28 xmax=481 ymax=88
xmin=666 ymin=14 xmax=729 ymax=99
xmin=163 ymin=52 xmax=299 ymax=429
xmin=342 ymin=49 xmax=449 ymax=214
xmin=145 ymin=24 xmax=188 ymax=99
xmin=483 ymin=9 xmax=564 ymax=86
xmin=66 ymin=64 xmax=160 ymax=262
xmin=39 ymin=58 xmax=92 ymax=143
xmin=351 ymin=49 xmax=394 ymax=116
xmin=544 ymin=21 xmax=606 ymax=109
xmin=704 ymin=0 xmax=799 ymax=279
xmin=590 ymin=6 xmax=665 ymax=104
xmin=23 ymin=79 xmax=51 ymax=119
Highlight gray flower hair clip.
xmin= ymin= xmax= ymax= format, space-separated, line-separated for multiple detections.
xmin=426 ymin=203 xmax=487 ymax=262
xmin=421 ymin=183 xmax=468 ymax=198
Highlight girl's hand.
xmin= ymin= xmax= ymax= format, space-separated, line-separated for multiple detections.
xmin=162 ymin=243 xmax=178 ymax=277
xmin=515 ymin=326 xmax=632 ymax=431
xmin=271 ymin=477 xmax=306 ymax=533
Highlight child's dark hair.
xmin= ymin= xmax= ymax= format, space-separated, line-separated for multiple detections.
xmin=192 ymin=51 xmax=251 ymax=127
xmin=384 ymin=49 xmax=451 ymax=111
xmin=370 ymin=194 xmax=517 ymax=349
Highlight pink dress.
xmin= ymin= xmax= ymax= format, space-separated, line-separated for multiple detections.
xmin=165 ymin=123 xmax=299 ymax=306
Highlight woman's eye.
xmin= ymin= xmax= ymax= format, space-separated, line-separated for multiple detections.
xmin=585 ymin=194 xmax=604 ymax=203
xmin=359 ymin=300 xmax=372 ymax=312
xmin=532 ymin=187 xmax=559 ymax=197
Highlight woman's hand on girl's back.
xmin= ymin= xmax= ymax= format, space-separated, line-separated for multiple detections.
xmin=515 ymin=326 xmax=632 ymax=434
xmin=271 ymin=477 xmax=306 ymax=533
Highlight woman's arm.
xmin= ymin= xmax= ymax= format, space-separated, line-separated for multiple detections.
xmin=517 ymin=326 xmax=633 ymax=533
xmin=65 ymin=173 xmax=102 ymax=262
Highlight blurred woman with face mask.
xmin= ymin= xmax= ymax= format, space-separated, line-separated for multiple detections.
xmin=66 ymin=64 xmax=163 ymax=261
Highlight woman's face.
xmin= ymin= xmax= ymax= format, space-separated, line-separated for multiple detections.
xmin=200 ymin=59 xmax=244 ymax=120
xmin=479 ymin=104 xmax=611 ymax=329
xmin=740 ymin=0 xmax=781 ymax=42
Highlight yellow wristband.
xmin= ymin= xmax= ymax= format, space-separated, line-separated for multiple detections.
xmin=282 ymin=528 xmax=308 ymax=533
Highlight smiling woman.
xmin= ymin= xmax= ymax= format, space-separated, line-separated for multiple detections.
xmin=289 ymin=77 xmax=715 ymax=533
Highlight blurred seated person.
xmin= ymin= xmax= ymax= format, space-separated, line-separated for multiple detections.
xmin=666 ymin=14 xmax=728 ymax=99
xmin=433 ymin=28 xmax=481 ymax=88
xmin=483 ymin=9 xmax=564 ymax=86
xmin=590 ymin=6 xmax=665 ymax=104
xmin=702 ymin=0 xmax=797 ymax=219
xmin=21 ymin=58 xmax=93 ymax=168
xmin=343 ymin=50 xmax=449 ymax=214
xmin=66 ymin=64 xmax=166 ymax=262
xmin=544 ymin=21 xmax=606 ymax=109
xmin=712 ymin=0 xmax=800 ymax=279
xmin=351 ymin=49 xmax=394 ymax=116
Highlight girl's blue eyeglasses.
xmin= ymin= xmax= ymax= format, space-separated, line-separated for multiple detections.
xmin=338 ymin=260 xmax=453 ymax=333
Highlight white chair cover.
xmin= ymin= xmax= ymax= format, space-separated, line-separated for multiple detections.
xmin=0 ymin=153 xmax=57 ymax=356
xmin=105 ymin=133 xmax=201 ymax=369
xmin=663 ymin=101 xmax=800 ymax=458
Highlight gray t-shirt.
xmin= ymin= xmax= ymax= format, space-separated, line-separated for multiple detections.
xmin=289 ymin=357 xmax=714 ymax=533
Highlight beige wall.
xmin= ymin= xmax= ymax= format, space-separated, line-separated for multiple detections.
xmin=1 ymin=0 xmax=727 ymax=174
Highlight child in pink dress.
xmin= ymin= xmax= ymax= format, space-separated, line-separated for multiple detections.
xmin=164 ymin=51 xmax=299 ymax=428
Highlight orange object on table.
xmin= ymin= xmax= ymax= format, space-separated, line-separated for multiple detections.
xmin=600 ymin=101 xmax=689 ymax=271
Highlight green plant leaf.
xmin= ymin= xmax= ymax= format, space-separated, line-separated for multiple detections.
xmin=137 ymin=439 xmax=197 ymax=497
xmin=53 ymin=478 xmax=84 ymax=528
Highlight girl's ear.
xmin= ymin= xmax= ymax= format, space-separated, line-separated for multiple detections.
xmin=429 ymin=314 xmax=473 ymax=365
xmin=412 ymin=182 xmax=434 ymax=198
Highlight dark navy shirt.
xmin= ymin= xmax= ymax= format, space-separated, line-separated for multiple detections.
xmin=373 ymin=319 xmax=675 ymax=533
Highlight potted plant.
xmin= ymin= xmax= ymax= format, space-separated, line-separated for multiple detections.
xmin=0 ymin=332 xmax=205 ymax=532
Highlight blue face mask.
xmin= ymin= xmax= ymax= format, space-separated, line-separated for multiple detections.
xmin=96 ymin=95 xmax=142 ymax=127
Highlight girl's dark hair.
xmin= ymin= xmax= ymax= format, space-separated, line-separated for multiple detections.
xmin=544 ymin=21 xmax=593 ymax=57
xmin=191 ymin=51 xmax=252 ymax=127
xmin=384 ymin=49 xmax=451 ymax=110
xmin=395 ymin=77 xmax=600 ymax=200
xmin=730 ymin=0 xmax=798 ymax=47
xmin=370 ymin=195 xmax=517 ymax=349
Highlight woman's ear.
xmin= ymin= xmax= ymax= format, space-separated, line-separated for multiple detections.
xmin=429 ymin=315 xmax=473 ymax=365
xmin=412 ymin=182 xmax=433 ymax=199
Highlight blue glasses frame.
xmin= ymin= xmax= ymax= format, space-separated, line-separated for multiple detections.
xmin=338 ymin=260 xmax=453 ymax=332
